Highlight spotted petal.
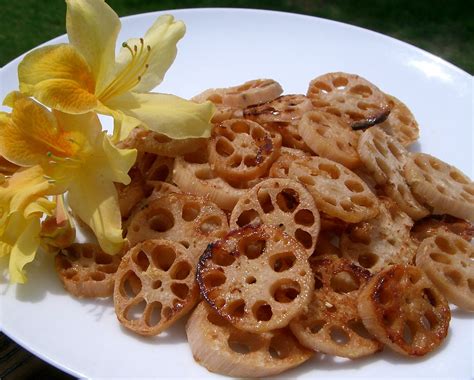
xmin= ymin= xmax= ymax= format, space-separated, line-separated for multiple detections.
xmin=0 ymin=93 xmax=82 ymax=168
xmin=18 ymin=44 xmax=97 ymax=114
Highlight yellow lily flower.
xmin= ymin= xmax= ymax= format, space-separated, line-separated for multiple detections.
xmin=0 ymin=165 xmax=56 ymax=283
xmin=17 ymin=0 xmax=214 ymax=140
xmin=0 ymin=92 xmax=137 ymax=255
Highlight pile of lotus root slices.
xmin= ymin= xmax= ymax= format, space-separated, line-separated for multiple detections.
xmin=55 ymin=73 xmax=474 ymax=378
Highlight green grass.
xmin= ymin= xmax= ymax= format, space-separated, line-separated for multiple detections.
xmin=0 ymin=0 xmax=472 ymax=73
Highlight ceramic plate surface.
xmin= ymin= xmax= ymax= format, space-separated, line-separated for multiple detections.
xmin=0 ymin=8 xmax=472 ymax=380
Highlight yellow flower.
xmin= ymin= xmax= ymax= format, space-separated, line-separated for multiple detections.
xmin=17 ymin=0 xmax=214 ymax=141
xmin=0 ymin=165 xmax=56 ymax=283
xmin=0 ymin=92 xmax=136 ymax=255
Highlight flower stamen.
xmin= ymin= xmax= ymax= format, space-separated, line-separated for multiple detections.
xmin=97 ymin=38 xmax=152 ymax=102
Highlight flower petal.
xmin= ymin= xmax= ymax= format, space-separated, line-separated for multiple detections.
xmin=105 ymin=92 xmax=215 ymax=139
xmin=0 ymin=94 xmax=81 ymax=167
xmin=18 ymin=44 xmax=97 ymax=113
xmin=67 ymin=171 xmax=124 ymax=255
xmin=115 ymin=15 xmax=185 ymax=93
xmin=66 ymin=0 xmax=121 ymax=93
xmin=5 ymin=213 xmax=42 ymax=284
xmin=100 ymin=133 xmax=137 ymax=184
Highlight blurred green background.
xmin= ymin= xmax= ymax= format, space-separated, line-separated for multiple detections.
xmin=0 ymin=0 xmax=473 ymax=73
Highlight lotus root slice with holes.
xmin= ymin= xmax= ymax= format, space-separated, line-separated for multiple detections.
xmin=416 ymin=231 xmax=474 ymax=311
xmin=298 ymin=110 xmax=361 ymax=169
xmin=340 ymin=198 xmax=417 ymax=273
xmin=114 ymin=239 xmax=199 ymax=336
xmin=269 ymin=147 xmax=310 ymax=179
xmin=55 ymin=243 xmax=123 ymax=298
xmin=135 ymin=152 xmax=175 ymax=183
xmin=357 ymin=127 xmax=428 ymax=220
xmin=307 ymin=72 xmax=390 ymax=129
xmin=172 ymin=155 xmax=259 ymax=211
xmin=411 ymin=215 xmax=474 ymax=243
xmin=126 ymin=193 xmax=229 ymax=257
xmin=377 ymin=95 xmax=419 ymax=146
xmin=191 ymin=87 xmax=244 ymax=123
xmin=244 ymin=94 xmax=313 ymax=124
xmin=116 ymin=167 xmax=147 ymax=219
xmin=230 ymin=178 xmax=320 ymax=256
xmin=197 ymin=224 xmax=314 ymax=333
xmin=404 ymin=153 xmax=474 ymax=222
xmin=290 ymin=257 xmax=382 ymax=358
xmin=358 ymin=265 xmax=450 ymax=356
xmin=186 ymin=302 xmax=313 ymax=378
xmin=208 ymin=119 xmax=282 ymax=182
xmin=288 ymin=157 xmax=379 ymax=223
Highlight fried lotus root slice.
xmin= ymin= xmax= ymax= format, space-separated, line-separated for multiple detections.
xmin=378 ymin=95 xmax=419 ymax=147
xmin=230 ymin=178 xmax=320 ymax=256
xmin=358 ymin=128 xmax=428 ymax=220
xmin=244 ymin=94 xmax=313 ymax=124
xmin=416 ymin=231 xmax=474 ymax=311
xmin=307 ymin=72 xmax=390 ymax=130
xmin=404 ymin=153 xmax=474 ymax=222
xmin=197 ymin=225 xmax=314 ymax=333
xmin=186 ymin=302 xmax=312 ymax=378
xmin=116 ymin=167 xmax=147 ymax=219
xmin=191 ymin=87 xmax=244 ymax=123
xmin=358 ymin=265 xmax=450 ymax=356
xmin=208 ymin=119 xmax=282 ymax=182
xmin=220 ymin=79 xmax=284 ymax=108
xmin=411 ymin=215 xmax=474 ymax=243
xmin=288 ymin=157 xmax=379 ymax=223
xmin=114 ymin=239 xmax=199 ymax=336
xmin=173 ymin=155 xmax=257 ymax=211
xmin=269 ymin=147 xmax=310 ymax=178
xmin=126 ymin=193 xmax=229 ymax=256
xmin=120 ymin=126 xmax=207 ymax=157
xmin=340 ymin=198 xmax=417 ymax=273
xmin=55 ymin=243 xmax=122 ymax=298
xmin=298 ymin=110 xmax=361 ymax=169
xmin=290 ymin=258 xmax=382 ymax=358
xmin=135 ymin=152 xmax=174 ymax=182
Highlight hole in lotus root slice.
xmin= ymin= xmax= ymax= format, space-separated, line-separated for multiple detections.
xmin=307 ymin=72 xmax=390 ymax=129
xmin=276 ymin=188 xmax=300 ymax=212
xmin=240 ymin=238 xmax=266 ymax=260
xmin=330 ymin=271 xmax=361 ymax=293
xmin=169 ymin=261 xmax=192 ymax=280
xmin=125 ymin=298 xmax=147 ymax=321
xmin=226 ymin=299 xmax=246 ymax=318
xmin=199 ymin=216 xmax=223 ymax=234
xmin=208 ymin=119 xmax=282 ymax=182
xmin=357 ymin=265 xmax=450 ymax=356
xmin=236 ymin=209 xmax=262 ymax=227
xmin=171 ymin=282 xmax=190 ymax=300
xmin=145 ymin=301 xmax=163 ymax=327
xmin=257 ymin=190 xmax=275 ymax=213
xmin=269 ymin=252 xmax=297 ymax=272
xmin=294 ymin=209 xmax=315 ymax=226
xmin=151 ymin=245 xmax=176 ymax=272
xmin=55 ymin=243 xmax=123 ymax=298
xmin=182 ymin=202 xmax=201 ymax=222
xmin=329 ymin=326 xmax=350 ymax=345
xmin=228 ymin=332 xmax=261 ymax=354
xmin=197 ymin=225 xmax=314 ymax=333
xmin=272 ymin=279 xmax=301 ymax=303
xmin=149 ymin=209 xmax=175 ymax=232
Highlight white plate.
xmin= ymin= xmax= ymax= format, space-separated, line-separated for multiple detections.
xmin=0 ymin=8 xmax=472 ymax=380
